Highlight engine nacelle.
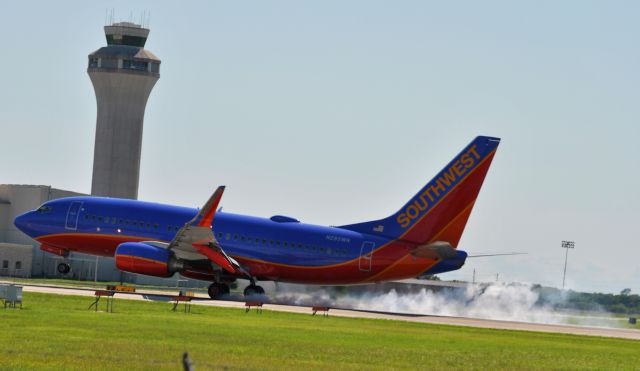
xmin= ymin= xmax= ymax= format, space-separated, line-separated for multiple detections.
xmin=115 ymin=242 xmax=183 ymax=278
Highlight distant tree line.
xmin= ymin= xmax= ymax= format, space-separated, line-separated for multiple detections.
xmin=533 ymin=285 xmax=640 ymax=314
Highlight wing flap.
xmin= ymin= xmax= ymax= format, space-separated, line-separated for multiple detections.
xmin=191 ymin=242 xmax=238 ymax=273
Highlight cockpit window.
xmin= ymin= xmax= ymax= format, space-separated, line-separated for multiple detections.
xmin=36 ymin=205 xmax=53 ymax=213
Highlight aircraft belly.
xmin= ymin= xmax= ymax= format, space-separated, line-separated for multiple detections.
xmin=235 ymin=253 xmax=439 ymax=285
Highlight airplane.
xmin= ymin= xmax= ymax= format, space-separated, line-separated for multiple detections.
xmin=14 ymin=136 xmax=500 ymax=299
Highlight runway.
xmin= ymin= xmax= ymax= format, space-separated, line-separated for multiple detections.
xmin=9 ymin=282 xmax=640 ymax=341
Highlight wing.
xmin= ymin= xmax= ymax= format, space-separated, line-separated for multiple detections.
xmin=168 ymin=186 xmax=248 ymax=275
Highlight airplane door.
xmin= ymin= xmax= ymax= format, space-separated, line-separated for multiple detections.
xmin=65 ymin=201 xmax=83 ymax=230
xmin=359 ymin=241 xmax=375 ymax=272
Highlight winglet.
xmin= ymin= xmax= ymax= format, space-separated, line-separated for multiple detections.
xmin=191 ymin=186 xmax=226 ymax=227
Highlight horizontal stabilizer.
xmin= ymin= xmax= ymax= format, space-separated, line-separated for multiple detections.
xmin=410 ymin=241 xmax=457 ymax=260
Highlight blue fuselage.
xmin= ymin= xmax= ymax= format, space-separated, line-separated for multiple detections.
xmin=15 ymin=196 xmax=454 ymax=284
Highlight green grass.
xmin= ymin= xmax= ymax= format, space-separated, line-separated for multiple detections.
xmin=1 ymin=293 xmax=639 ymax=370
xmin=1 ymin=277 xmax=207 ymax=292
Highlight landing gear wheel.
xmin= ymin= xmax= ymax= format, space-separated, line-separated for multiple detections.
xmin=208 ymin=283 xmax=230 ymax=300
xmin=243 ymin=285 xmax=265 ymax=297
xmin=57 ymin=263 xmax=71 ymax=275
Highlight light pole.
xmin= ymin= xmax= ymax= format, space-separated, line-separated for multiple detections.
xmin=561 ymin=240 xmax=575 ymax=289
xmin=94 ymin=256 xmax=99 ymax=283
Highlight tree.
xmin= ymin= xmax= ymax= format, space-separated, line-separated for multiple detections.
xmin=621 ymin=288 xmax=632 ymax=296
xmin=419 ymin=275 xmax=441 ymax=281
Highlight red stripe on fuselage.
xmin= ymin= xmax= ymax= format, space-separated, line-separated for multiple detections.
xmin=233 ymin=241 xmax=439 ymax=284
xmin=36 ymin=233 xmax=149 ymax=257
xmin=36 ymin=231 xmax=436 ymax=284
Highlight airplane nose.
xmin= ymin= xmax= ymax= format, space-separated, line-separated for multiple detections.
xmin=14 ymin=212 xmax=31 ymax=233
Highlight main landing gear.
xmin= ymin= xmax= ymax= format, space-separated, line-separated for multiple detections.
xmin=57 ymin=262 xmax=71 ymax=275
xmin=207 ymin=282 xmax=265 ymax=300
xmin=207 ymin=274 xmax=265 ymax=300
xmin=207 ymin=282 xmax=230 ymax=299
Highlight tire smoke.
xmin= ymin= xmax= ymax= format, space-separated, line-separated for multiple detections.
xmin=272 ymin=282 xmax=628 ymax=328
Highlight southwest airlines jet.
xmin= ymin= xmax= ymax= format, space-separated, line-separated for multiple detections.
xmin=14 ymin=136 xmax=500 ymax=299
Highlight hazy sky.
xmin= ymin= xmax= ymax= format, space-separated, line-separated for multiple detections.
xmin=1 ymin=1 xmax=638 ymax=293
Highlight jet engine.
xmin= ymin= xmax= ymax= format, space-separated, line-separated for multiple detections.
xmin=115 ymin=242 xmax=184 ymax=278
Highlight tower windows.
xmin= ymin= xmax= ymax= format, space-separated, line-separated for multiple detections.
xmin=123 ymin=60 xmax=148 ymax=71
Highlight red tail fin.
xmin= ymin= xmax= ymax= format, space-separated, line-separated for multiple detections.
xmin=340 ymin=136 xmax=500 ymax=246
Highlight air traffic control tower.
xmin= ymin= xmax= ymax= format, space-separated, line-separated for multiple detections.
xmin=87 ymin=22 xmax=160 ymax=199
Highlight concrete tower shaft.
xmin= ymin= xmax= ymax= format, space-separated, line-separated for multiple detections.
xmin=88 ymin=22 xmax=160 ymax=199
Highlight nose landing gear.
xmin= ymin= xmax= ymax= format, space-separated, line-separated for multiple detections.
xmin=243 ymin=284 xmax=265 ymax=297
xmin=207 ymin=282 xmax=230 ymax=299
xmin=57 ymin=262 xmax=71 ymax=275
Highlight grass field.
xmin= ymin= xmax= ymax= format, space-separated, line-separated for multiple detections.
xmin=1 ymin=292 xmax=639 ymax=370
xmin=0 ymin=277 xmax=210 ymax=293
